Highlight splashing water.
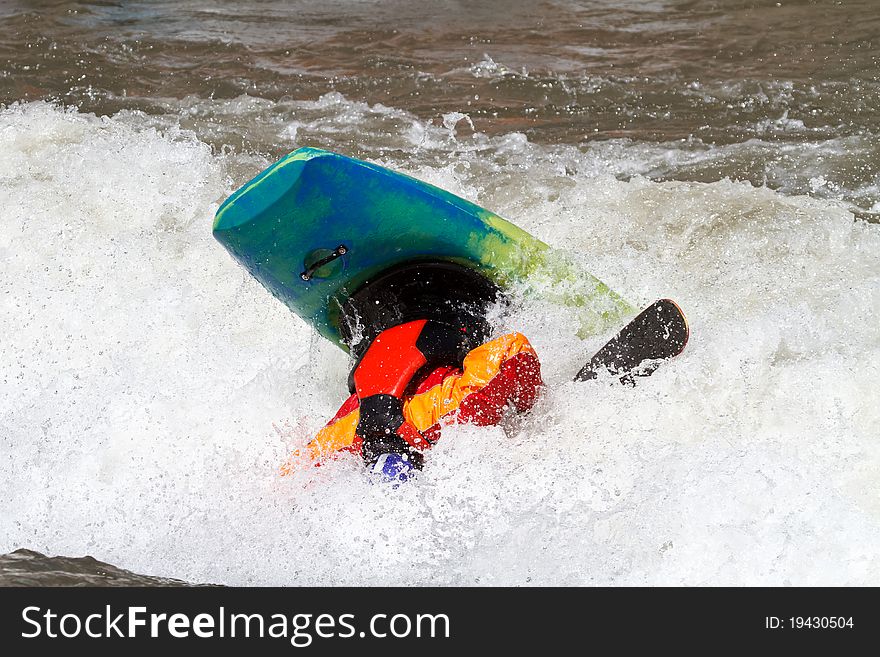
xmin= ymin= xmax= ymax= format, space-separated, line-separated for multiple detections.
xmin=2 ymin=96 xmax=878 ymax=585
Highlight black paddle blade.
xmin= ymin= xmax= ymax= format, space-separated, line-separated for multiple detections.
xmin=574 ymin=299 xmax=689 ymax=383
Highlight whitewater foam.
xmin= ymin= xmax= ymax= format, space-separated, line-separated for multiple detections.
xmin=1 ymin=101 xmax=879 ymax=585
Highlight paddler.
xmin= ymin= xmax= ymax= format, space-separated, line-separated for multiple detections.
xmin=282 ymin=262 xmax=544 ymax=481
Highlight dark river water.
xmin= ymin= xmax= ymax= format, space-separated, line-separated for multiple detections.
xmin=3 ymin=0 xmax=879 ymax=213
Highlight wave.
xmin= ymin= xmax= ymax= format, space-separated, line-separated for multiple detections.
xmin=1 ymin=101 xmax=878 ymax=585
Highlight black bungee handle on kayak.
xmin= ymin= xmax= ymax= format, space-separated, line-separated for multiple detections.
xmin=300 ymin=245 xmax=348 ymax=281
